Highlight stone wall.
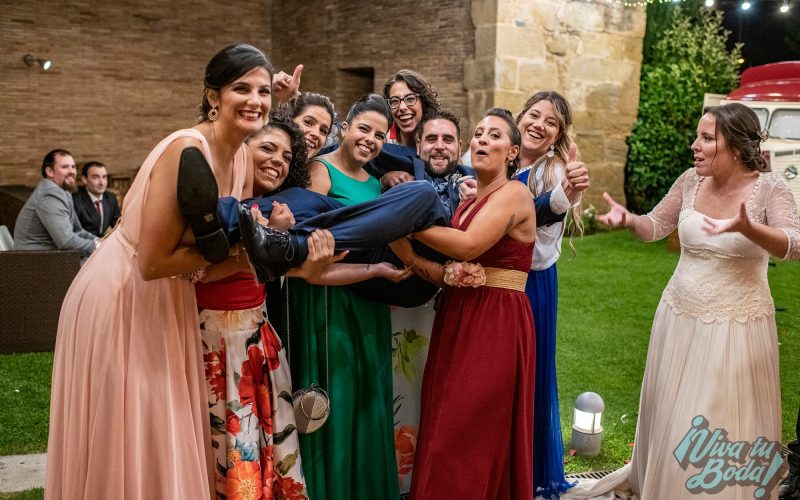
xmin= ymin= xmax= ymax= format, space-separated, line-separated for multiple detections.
xmin=466 ymin=0 xmax=646 ymax=206
xmin=0 ymin=0 xmax=271 ymax=187
xmin=1 ymin=0 xmax=643 ymax=210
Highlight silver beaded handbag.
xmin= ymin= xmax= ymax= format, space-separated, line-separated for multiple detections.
xmin=285 ymin=282 xmax=330 ymax=434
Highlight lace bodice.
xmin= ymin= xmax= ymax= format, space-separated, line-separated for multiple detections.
xmin=644 ymin=169 xmax=800 ymax=322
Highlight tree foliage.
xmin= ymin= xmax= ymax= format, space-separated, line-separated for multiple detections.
xmin=625 ymin=8 xmax=742 ymax=213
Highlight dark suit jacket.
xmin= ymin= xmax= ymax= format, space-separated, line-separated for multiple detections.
xmin=72 ymin=187 xmax=121 ymax=236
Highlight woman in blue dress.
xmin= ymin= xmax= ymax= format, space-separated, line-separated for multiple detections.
xmin=514 ymin=91 xmax=589 ymax=498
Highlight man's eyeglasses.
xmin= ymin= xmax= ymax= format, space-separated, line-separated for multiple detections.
xmin=387 ymin=93 xmax=419 ymax=109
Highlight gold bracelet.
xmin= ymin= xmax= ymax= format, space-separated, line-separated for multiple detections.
xmin=406 ymin=254 xmax=419 ymax=270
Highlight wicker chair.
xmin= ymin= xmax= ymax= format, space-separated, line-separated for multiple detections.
xmin=0 ymin=250 xmax=80 ymax=353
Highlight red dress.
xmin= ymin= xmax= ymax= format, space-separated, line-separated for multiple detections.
xmin=411 ymin=193 xmax=536 ymax=499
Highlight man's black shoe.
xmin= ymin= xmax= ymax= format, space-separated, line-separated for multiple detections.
xmin=779 ymin=472 xmax=799 ymax=500
xmin=238 ymin=204 xmax=295 ymax=282
xmin=177 ymin=147 xmax=229 ymax=264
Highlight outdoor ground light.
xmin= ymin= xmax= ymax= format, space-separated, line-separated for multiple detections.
xmin=22 ymin=54 xmax=52 ymax=71
xmin=571 ymin=392 xmax=605 ymax=457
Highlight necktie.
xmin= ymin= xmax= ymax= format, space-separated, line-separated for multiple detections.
xmin=94 ymin=200 xmax=101 ymax=215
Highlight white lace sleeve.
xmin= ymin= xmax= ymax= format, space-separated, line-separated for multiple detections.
xmin=765 ymin=177 xmax=800 ymax=260
xmin=643 ymin=169 xmax=693 ymax=242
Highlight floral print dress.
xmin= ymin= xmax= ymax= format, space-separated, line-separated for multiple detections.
xmin=201 ymin=302 xmax=308 ymax=500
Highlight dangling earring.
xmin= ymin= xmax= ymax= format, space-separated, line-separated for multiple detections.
xmin=208 ymin=106 xmax=219 ymax=122
xmin=546 ymin=144 xmax=555 ymax=158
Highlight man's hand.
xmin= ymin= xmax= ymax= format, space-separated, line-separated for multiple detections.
xmin=380 ymin=171 xmax=413 ymax=191
xmin=267 ymin=201 xmax=295 ymax=231
xmin=458 ymin=177 xmax=477 ymax=203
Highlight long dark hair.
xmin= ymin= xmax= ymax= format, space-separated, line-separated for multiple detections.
xmin=199 ymin=43 xmax=274 ymax=121
xmin=382 ymin=69 xmax=440 ymax=116
xmin=246 ymin=112 xmax=309 ymax=190
xmin=705 ymin=103 xmax=767 ymax=171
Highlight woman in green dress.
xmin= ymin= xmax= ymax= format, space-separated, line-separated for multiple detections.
xmin=282 ymin=94 xmax=399 ymax=500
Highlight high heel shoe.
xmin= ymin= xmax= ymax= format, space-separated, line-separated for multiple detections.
xmin=177 ymin=147 xmax=229 ymax=264
xmin=238 ymin=204 xmax=295 ymax=282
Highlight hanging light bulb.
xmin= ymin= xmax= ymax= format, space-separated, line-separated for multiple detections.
xmin=741 ymin=1 xmax=751 ymax=10
xmin=780 ymin=0 xmax=790 ymax=13
xmin=705 ymin=0 xmax=714 ymax=6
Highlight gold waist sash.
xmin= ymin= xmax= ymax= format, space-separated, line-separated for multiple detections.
xmin=483 ymin=267 xmax=527 ymax=292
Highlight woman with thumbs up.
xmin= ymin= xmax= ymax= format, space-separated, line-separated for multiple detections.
xmin=514 ymin=90 xmax=589 ymax=499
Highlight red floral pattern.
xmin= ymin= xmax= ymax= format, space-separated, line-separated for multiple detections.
xmin=395 ymin=425 xmax=418 ymax=485
xmin=200 ymin=307 xmax=307 ymax=500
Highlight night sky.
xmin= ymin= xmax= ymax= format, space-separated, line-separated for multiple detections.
xmin=715 ymin=0 xmax=798 ymax=67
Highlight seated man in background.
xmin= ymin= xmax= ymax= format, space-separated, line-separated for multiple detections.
xmin=14 ymin=149 xmax=97 ymax=261
xmin=73 ymin=161 xmax=121 ymax=236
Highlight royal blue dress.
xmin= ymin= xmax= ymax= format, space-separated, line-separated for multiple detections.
xmin=515 ymin=168 xmax=575 ymax=498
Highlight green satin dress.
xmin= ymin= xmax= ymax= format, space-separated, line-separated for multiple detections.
xmin=280 ymin=159 xmax=399 ymax=500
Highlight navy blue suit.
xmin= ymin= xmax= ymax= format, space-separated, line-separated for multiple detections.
xmin=220 ymin=182 xmax=446 ymax=307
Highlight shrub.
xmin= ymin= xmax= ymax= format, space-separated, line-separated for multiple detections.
xmin=624 ymin=8 xmax=741 ymax=213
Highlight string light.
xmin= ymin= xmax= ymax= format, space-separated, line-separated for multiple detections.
xmin=604 ymin=0 xmax=685 ymax=7
xmin=583 ymin=0 xmax=789 ymax=14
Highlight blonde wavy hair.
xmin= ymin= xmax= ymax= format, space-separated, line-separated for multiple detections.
xmin=516 ymin=91 xmax=584 ymax=254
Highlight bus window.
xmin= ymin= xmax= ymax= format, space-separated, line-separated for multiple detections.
xmin=750 ymin=108 xmax=768 ymax=129
xmin=769 ymin=110 xmax=800 ymax=140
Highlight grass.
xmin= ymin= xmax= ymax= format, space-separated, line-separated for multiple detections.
xmin=0 ymin=231 xmax=797 ymax=478
xmin=556 ymin=230 xmax=800 ymax=472
xmin=0 ymin=353 xmax=52 ymax=455
xmin=0 ymin=490 xmax=43 ymax=500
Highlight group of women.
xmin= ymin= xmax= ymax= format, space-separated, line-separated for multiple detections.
xmin=44 ymin=41 xmax=800 ymax=500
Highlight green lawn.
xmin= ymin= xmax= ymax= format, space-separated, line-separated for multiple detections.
xmin=0 ymin=353 xmax=52 ymax=455
xmin=0 ymin=230 xmax=797 ymax=479
xmin=557 ymin=230 xmax=800 ymax=472
xmin=0 ymin=489 xmax=43 ymax=500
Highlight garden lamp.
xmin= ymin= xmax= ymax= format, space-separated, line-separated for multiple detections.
xmin=571 ymin=392 xmax=605 ymax=457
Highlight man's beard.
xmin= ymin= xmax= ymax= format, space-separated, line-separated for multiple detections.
xmin=60 ymin=179 xmax=78 ymax=193
xmin=424 ymin=159 xmax=458 ymax=178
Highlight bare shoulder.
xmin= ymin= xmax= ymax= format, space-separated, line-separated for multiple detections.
xmin=308 ymin=159 xmax=332 ymax=194
xmin=503 ymin=179 xmax=535 ymax=201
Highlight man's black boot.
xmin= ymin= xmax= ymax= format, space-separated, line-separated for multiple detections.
xmin=237 ymin=204 xmax=295 ymax=282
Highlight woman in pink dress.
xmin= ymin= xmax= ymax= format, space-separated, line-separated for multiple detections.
xmin=45 ymin=44 xmax=331 ymax=499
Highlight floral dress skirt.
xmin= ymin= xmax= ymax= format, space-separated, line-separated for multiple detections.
xmin=200 ymin=305 xmax=308 ymax=500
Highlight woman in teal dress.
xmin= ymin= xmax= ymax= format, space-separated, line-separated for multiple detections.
xmin=281 ymin=94 xmax=399 ymax=500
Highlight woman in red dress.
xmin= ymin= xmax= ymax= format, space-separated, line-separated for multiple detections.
xmin=392 ymin=108 xmax=537 ymax=499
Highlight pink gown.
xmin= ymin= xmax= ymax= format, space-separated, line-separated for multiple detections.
xmin=45 ymin=129 xmax=247 ymax=499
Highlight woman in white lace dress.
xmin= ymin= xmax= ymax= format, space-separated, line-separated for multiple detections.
xmin=564 ymin=103 xmax=800 ymax=499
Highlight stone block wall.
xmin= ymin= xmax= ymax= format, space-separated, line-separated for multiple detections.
xmin=1 ymin=0 xmax=642 ymax=211
xmin=465 ymin=0 xmax=646 ymax=207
